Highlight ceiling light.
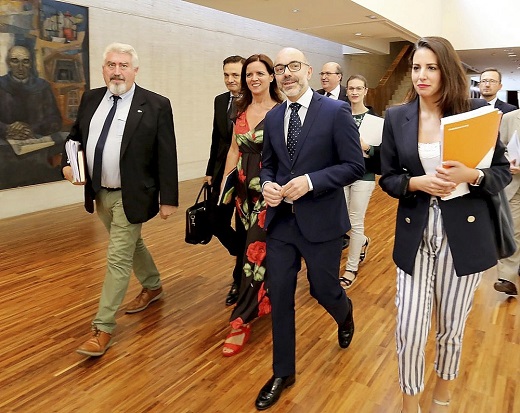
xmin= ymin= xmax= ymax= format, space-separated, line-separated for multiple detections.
xmin=292 ymin=8 xmax=299 ymax=13
xmin=355 ymin=32 xmax=362 ymax=36
xmin=509 ymin=54 xmax=517 ymax=57
xmin=366 ymin=15 xmax=377 ymax=19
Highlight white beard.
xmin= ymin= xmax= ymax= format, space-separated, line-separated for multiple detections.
xmin=108 ymin=82 xmax=128 ymax=95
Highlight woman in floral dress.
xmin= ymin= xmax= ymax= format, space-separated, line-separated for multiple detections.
xmin=220 ymin=54 xmax=283 ymax=356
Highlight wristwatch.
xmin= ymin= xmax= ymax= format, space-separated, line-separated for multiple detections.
xmin=470 ymin=169 xmax=484 ymax=186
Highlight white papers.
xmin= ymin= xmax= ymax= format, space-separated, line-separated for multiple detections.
xmin=65 ymin=140 xmax=86 ymax=184
xmin=506 ymin=130 xmax=520 ymax=164
xmin=358 ymin=114 xmax=384 ymax=146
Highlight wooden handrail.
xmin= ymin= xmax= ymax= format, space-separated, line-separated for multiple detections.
xmin=366 ymin=44 xmax=412 ymax=115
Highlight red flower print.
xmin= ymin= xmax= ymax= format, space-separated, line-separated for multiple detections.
xmin=238 ymin=168 xmax=246 ymax=183
xmin=258 ymin=283 xmax=271 ymax=317
xmin=246 ymin=241 xmax=266 ymax=266
xmin=258 ymin=209 xmax=266 ymax=229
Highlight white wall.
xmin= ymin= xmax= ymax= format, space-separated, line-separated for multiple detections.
xmin=1 ymin=0 xmax=345 ymax=219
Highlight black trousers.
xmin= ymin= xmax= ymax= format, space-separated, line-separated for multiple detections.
xmin=208 ymin=187 xmax=246 ymax=285
xmin=266 ymin=212 xmax=350 ymax=377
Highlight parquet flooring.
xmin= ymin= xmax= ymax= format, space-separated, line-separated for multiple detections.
xmin=0 ymin=179 xmax=518 ymax=413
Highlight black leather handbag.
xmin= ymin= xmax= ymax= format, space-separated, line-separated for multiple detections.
xmin=487 ymin=190 xmax=516 ymax=259
xmin=185 ymin=183 xmax=213 ymax=245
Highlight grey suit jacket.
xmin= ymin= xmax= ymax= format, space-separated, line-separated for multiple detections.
xmin=500 ymin=109 xmax=520 ymax=200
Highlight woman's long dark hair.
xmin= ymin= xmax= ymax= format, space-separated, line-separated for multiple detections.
xmin=235 ymin=54 xmax=283 ymax=115
xmin=404 ymin=36 xmax=470 ymax=114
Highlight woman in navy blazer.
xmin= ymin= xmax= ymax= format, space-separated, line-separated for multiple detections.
xmin=380 ymin=37 xmax=510 ymax=413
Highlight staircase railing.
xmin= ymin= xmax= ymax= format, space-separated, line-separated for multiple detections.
xmin=366 ymin=44 xmax=412 ymax=116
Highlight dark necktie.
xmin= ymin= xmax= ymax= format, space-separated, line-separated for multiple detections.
xmin=287 ymin=102 xmax=302 ymax=161
xmin=227 ymin=95 xmax=236 ymax=133
xmin=92 ymin=95 xmax=120 ymax=193
xmin=326 ymin=92 xmax=332 ymax=97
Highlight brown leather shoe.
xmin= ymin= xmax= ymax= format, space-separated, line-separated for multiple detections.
xmin=125 ymin=287 xmax=163 ymax=313
xmin=76 ymin=328 xmax=113 ymax=357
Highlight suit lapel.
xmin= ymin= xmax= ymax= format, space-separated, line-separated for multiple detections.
xmin=401 ymin=99 xmax=425 ymax=175
xmin=120 ymin=85 xmax=146 ymax=157
xmin=82 ymin=88 xmax=106 ymax=147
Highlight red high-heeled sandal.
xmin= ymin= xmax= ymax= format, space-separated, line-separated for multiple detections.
xmin=222 ymin=324 xmax=251 ymax=357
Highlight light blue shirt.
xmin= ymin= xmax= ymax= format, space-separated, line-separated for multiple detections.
xmin=86 ymin=83 xmax=135 ymax=188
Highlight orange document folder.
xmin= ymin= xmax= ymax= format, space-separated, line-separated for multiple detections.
xmin=441 ymin=106 xmax=502 ymax=168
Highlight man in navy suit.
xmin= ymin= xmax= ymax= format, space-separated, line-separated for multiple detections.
xmin=204 ymin=55 xmax=246 ymax=306
xmin=255 ymin=47 xmax=365 ymax=410
xmin=316 ymin=61 xmax=348 ymax=102
xmin=62 ymin=43 xmax=178 ymax=357
xmin=479 ymin=68 xmax=518 ymax=114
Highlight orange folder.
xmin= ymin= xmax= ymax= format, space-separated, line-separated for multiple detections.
xmin=441 ymin=106 xmax=502 ymax=168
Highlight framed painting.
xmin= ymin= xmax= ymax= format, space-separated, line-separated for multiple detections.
xmin=0 ymin=0 xmax=88 ymax=190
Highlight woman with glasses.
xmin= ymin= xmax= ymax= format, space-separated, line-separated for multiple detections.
xmin=339 ymin=74 xmax=380 ymax=289
xmin=380 ymin=37 xmax=510 ymax=413
xmin=220 ymin=54 xmax=283 ymax=357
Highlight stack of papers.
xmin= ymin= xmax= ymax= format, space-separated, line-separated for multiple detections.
xmin=65 ymin=140 xmax=86 ymax=184
xmin=358 ymin=113 xmax=384 ymax=146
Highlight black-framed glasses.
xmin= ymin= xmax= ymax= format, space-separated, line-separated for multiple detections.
xmin=479 ymin=79 xmax=499 ymax=85
xmin=319 ymin=72 xmax=340 ymax=77
xmin=274 ymin=61 xmax=309 ymax=75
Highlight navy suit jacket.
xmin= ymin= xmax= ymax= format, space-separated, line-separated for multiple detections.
xmin=63 ymin=84 xmax=179 ymax=224
xmin=316 ymin=85 xmax=349 ymax=102
xmin=495 ymin=98 xmax=518 ymax=114
xmin=380 ymin=98 xmax=511 ymax=276
xmin=260 ymin=91 xmax=365 ymax=243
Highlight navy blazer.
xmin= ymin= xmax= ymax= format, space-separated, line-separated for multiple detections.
xmin=380 ymin=98 xmax=511 ymax=276
xmin=63 ymin=84 xmax=179 ymax=224
xmin=260 ymin=91 xmax=365 ymax=243
xmin=316 ymin=85 xmax=349 ymax=103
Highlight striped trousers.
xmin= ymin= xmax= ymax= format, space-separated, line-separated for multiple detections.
xmin=395 ymin=198 xmax=482 ymax=395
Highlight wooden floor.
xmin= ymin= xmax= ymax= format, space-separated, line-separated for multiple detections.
xmin=0 ymin=179 xmax=518 ymax=413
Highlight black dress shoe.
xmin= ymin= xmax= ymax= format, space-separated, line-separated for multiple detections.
xmin=255 ymin=374 xmax=295 ymax=410
xmin=338 ymin=298 xmax=354 ymax=348
xmin=494 ymin=279 xmax=518 ymax=295
xmin=342 ymin=234 xmax=350 ymax=250
xmin=225 ymin=283 xmax=239 ymax=306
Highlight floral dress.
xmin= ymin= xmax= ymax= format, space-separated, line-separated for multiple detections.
xmin=229 ymin=111 xmax=271 ymax=329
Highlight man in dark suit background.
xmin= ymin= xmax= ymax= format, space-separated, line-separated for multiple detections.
xmin=316 ymin=61 xmax=348 ymax=102
xmin=62 ymin=42 xmax=178 ymax=357
xmin=255 ymin=47 xmax=365 ymax=410
xmin=479 ymin=67 xmax=518 ymax=114
xmin=204 ymin=55 xmax=246 ymax=306
xmin=316 ymin=61 xmax=350 ymax=249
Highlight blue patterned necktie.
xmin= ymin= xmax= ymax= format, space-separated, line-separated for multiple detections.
xmin=287 ymin=102 xmax=302 ymax=160
xmin=92 ymin=95 xmax=120 ymax=193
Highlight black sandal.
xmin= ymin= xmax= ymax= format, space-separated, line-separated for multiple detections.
xmin=339 ymin=271 xmax=357 ymax=289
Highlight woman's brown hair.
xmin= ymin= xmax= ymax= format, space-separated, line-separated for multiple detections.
xmin=235 ymin=54 xmax=283 ymax=115
xmin=404 ymin=36 xmax=470 ymax=114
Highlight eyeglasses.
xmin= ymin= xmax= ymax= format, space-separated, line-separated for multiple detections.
xmin=274 ymin=61 xmax=309 ymax=75
xmin=347 ymin=86 xmax=366 ymax=92
xmin=479 ymin=79 xmax=499 ymax=85
xmin=319 ymin=72 xmax=340 ymax=77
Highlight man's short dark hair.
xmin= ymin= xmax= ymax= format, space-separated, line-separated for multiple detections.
xmin=223 ymin=55 xmax=245 ymax=67
xmin=480 ymin=67 xmax=502 ymax=83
